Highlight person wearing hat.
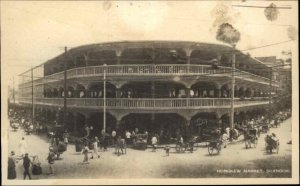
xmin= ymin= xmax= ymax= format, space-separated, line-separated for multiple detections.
xmin=91 ymin=136 xmax=100 ymax=159
xmin=22 ymin=153 xmax=32 ymax=180
xmin=47 ymin=147 xmax=56 ymax=174
xmin=8 ymin=151 xmax=17 ymax=179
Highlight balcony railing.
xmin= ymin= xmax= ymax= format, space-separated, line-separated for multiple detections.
xmin=19 ymin=64 xmax=279 ymax=88
xmin=18 ymin=97 xmax=270 ymax=109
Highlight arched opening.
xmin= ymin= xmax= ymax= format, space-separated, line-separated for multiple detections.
xmin=191 ymin=112 xmax=219 ymax=136
xmin=52 ymin=88 xmax=59 ymax=98
xmin=121 ymin=81 xmax=186 ymax=98
xmin=221 ymin=84 xmax=230 ymax=98
xmin=120 ymin=113 xmax=186 ymax=143
xmin=65 ymin=112 xmax=74 ymax=133
xmin=245 ymin=88 xmax=252 ymax=98
xmin=75 ymin=84 xmax=86 ymax=98
xmin=238 ymin=87 xmax=245 ymax=98
xmin=88 ymin=112 xmax=116 ymax=137
xmin=88 ymin=82 xmax=116 ymax=98
xmin=191 ymin=82 xmax=219 ymax=98
xmin=75 ymin=113 xmax=86 ymax=137
xmin=58 ymin=87 xmax=64 ymax=98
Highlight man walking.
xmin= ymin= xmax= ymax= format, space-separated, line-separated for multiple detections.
xmin=23 ymin=153 xmax=32 ymax=180
xmin=91 ymin=137 xmax=100 ymax=159
xmin=47 ymin=147 xmax=56 ymax=174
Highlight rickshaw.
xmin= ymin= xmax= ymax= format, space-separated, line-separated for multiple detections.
xmin=132 ymin=134 xmax=148 ymax=150
xmin=261 ymin=125 xmax=269 ymax=133
xmin=265 ymin=134 xmax=279 ymax=154
xmin=175 ymin=137 xmax=197 ymax=153
xmin=244 ymin=129 xmax=258 ymax=149
xmin=75 ymin=137 xmax=94 ymax=152
xmin=208 ymin=139 xmax=222 ymax=155
xmin=10 ymin=120 xmax=20 ymax=131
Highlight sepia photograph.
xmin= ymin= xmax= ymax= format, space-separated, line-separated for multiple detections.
xmin=1 ymin=0 xmax=299 ymax=185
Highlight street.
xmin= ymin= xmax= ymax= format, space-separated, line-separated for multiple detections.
xmin=8 ymin=118 xmax=292 ymax=179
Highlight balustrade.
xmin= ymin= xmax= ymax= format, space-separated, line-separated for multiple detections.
xmin=18 ymin=97 xmax=270 ymax=109
xmin=19 ymin=64 xmax=278 ymax=88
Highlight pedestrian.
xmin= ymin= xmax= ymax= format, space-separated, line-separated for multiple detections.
xmin=8 ymin=151 xmax=17 ymax=180
xmin=221 ymin=132 xmax=229 ymax=148
xmin=151 ymin=135 xmax=158 ymax=152
xmin=31 ymin=155 xmax=42 ymax=175
xmin=46 ymin=147 xmax=56 ymax=174
xmin=125 ymin=130 xmax=131 ymax=145
xmin=22 ymin=153 xmax=32 ymax=180
xmin=111 ymin=130 xmax=116 ymax=145
xmin=164 ymin=145 xmax=170 ymax=156
xmin=19 ymin=137 xmax=27 ymax=157
xmin=91 ymin=137 xmax=100 ymax=159
xmin=82 ymin=143 xmax=90 ymax=163
xmin=63 ymin=130 xmax=69 ymax=145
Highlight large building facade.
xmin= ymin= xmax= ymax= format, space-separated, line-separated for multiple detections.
xmin=18 ymin=41 xmax=279 ymax=140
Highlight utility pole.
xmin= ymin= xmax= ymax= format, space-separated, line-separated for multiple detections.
xmin=230 ymin=45 xmax=236 ymax=129
xmin=63 ymin=47 xmax=68 ymax=127
xmin=269 ymin=67 xmax=272 ymax=124
xmin=31 ymin=68 xmax=34 ymax=126
xmin=103 ymin=63 xmax=107 ymax=133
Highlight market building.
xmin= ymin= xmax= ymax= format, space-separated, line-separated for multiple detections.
xmin=17 ymin=41 xmax=280 ymax=140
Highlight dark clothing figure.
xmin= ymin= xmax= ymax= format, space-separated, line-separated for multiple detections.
xmin=164 ymin=146 xmax=170 ymax=156
xmin=23 ymin=155 xmax=31 ymax=180
xmin=8 ymin=157 xmax=16 ymax=179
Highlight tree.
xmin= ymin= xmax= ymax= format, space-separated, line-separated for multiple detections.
xmin=216 ymin=23 xmax=241 ymax=46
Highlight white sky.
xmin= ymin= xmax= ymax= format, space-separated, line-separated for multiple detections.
xmin=1 ymin=1 xmax=298 ymax=88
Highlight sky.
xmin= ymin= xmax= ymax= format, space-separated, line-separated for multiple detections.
xmin=1 ymin=1 xmax=298 ymax=89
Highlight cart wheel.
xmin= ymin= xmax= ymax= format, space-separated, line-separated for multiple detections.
xmin=208 ymin=146 xmax=214 ymax=155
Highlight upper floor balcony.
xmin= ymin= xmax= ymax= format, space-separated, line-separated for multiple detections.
xmin=19 ymin=64 xmax=279 ymax=88
xmin=18 ymin=97 xmax=270 ymax=111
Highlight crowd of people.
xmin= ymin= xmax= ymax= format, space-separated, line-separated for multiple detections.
xmin=7 ymin=106 xmax=291 ymax=180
